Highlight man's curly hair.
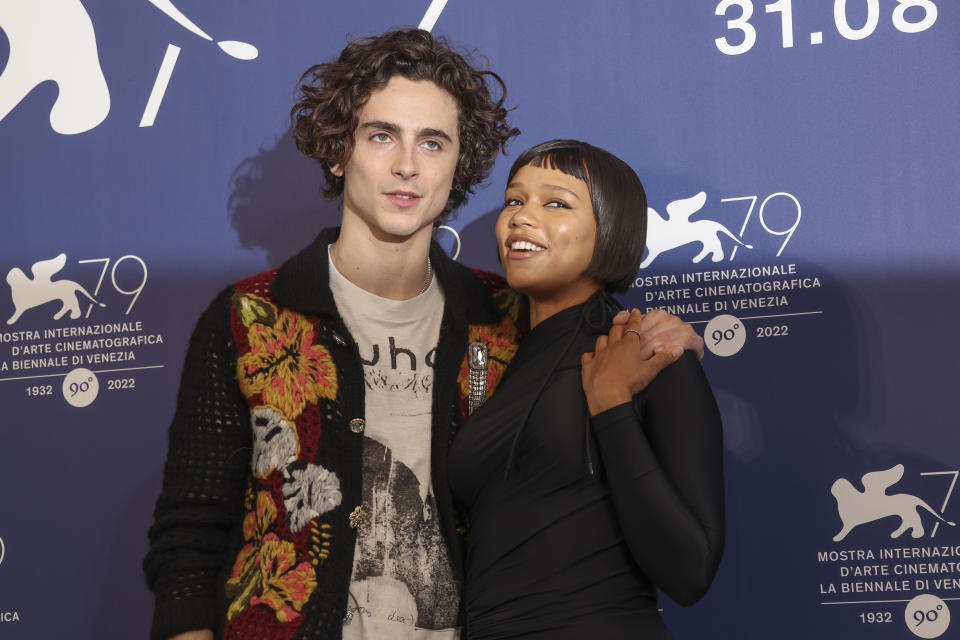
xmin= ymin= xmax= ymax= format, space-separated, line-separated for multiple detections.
xmin=291 ymin=29 xmax=520 ymax=219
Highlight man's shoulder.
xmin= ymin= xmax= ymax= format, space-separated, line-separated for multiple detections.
xmin=233 ymin=266 xmax=283 ymax=298
xmin=185 ymin=267 xmax=289 ymax=342
xmin=468 ymin=268 xmax=508 ymax=295
xmin=462 ymin=268 xmax=527 ymax=338
xmin=464 ymin=268 xmax=524 ymax=321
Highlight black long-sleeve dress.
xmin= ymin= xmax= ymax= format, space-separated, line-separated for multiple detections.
xmin=448 ymin=301 xmax=724 ymax=639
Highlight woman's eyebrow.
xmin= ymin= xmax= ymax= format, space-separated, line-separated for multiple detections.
xmin=543 ymin=184 xmax=581 ymax=199
xmin=507 ymin=182 xmax=580 ymax=199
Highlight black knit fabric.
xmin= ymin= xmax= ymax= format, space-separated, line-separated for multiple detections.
xmin=144 ymin=228 xmax=523 ymax=640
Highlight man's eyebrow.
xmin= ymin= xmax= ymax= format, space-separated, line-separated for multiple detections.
xmin=418 ymin=127 xmax=454 ymax=143
xmin=358 ymin=120 xmax=400 ymax=134
xmin=506 ymin=181 xmax=581 ymax=200
xmin=357 ymin=121 xmax=454 ymax=144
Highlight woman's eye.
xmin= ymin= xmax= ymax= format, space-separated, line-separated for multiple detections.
xmin=504 ymin=197 xmax=522 ymax=207
xmin=545 ymin=200 xmax=570 ymax=209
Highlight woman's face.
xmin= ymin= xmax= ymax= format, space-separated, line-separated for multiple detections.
xmin=496 ymin=163 xmax=599 ymax=302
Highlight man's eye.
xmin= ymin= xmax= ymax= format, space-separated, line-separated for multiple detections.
xmin=504 ymin=198 xmax=522 ymax=207
xmin=422 ymin=140 xmax=441 ymax=151
xmin=545 ymin=200 xmax=570 ymax=209
xmin=372 ymin=133 xmax=391 ymax=143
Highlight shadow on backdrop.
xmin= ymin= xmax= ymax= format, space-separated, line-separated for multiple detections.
xmin=228 ymin=127 xmax=341 ymax=266
xmin=92 ymin=469 xmax=164 ymax=639
xmin=652 ymin=258 xmax=860 ymax=638
xmin=449 ymin=206 xmax=504 ymax=274
xmin=657 ymin=259 xmax=960 ymax=640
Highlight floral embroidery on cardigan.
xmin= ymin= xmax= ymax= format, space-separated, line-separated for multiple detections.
xmin=250 ymin=406 xmax=299 ymax=478
xmin=281 ymin=460 xmax=342 ymax=533
xmin=226 ymin=491 xmax=317 ymax=623
xmin=233 ymin=292 xmax=278 ymax=328
xmin=234 ymin=294 xmax=338 ymax=420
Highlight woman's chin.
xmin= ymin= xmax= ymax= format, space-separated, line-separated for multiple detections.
xmin=503 ymin=273 xmax=535 ymax=296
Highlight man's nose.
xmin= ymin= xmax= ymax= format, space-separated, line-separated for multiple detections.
xmin=392 ymin=143 xmax=419 ymax=179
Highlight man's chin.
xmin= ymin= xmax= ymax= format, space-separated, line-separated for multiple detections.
xmin=371 ymin=218 xmax=437 ymax=244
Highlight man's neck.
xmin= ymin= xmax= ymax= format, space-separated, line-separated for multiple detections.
xmin=331 ymin=218 xmax=434 ymax=300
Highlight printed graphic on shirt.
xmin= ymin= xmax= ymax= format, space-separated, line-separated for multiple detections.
xmin=359 ymin=336 xmax=436 ymax=400
xmin=353 ymin=332 xmax=440 ymax=509
xmin=344 ymin=328 xmax=459 ymax=637
xmin=350 ymin=438 xmax=459 ymax=631
xmin=329 ymin=254 xmax=453 ymax=636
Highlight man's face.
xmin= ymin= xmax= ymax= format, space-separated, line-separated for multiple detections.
xmin=332 ymin=76 xmax=460 ymax=242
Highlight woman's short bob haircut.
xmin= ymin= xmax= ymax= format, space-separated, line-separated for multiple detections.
xmin=507 ymin=139 xmax=647 ymax=293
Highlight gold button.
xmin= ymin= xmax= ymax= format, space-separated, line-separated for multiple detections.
xmin=349 ymin=418 xmax=365 ymax=434
xmin=349 ymin=505 xmax=365 ymax=528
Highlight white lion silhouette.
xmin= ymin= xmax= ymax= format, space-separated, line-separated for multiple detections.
xmin=830 ymin=464 xmax=956 ymax=542
xmin=642 ymin=191 xmax=752 ymax=268
xmin=6 ymin=254 xmax=104 ymax=324
xmin=0 ymin=1 xmax=110 ymax=134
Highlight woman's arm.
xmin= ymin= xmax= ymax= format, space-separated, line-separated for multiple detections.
xmin=582 ymin=326 xmax=724 ymax=606
xmin=143 ymin=288 xmax=252 ymax=639
xmin=588 ymin=353 xmax=724 ymax=605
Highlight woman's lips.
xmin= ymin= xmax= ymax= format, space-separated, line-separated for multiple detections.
xmin=504 ymin=235 xmax=546 ymax=259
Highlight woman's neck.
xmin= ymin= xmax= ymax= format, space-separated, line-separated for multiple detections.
xmin=527 ymin=281 xmax=602 ymax=329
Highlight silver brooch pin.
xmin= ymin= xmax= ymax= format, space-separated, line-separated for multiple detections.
xmin=468 ymin=341 xmax=489 ymax=415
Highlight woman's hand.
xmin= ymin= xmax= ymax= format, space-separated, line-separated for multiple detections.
xmin=582 ymin=315 xmax=682 ymax=415
xmin=611 ymin=308 xmax=704 ymax=360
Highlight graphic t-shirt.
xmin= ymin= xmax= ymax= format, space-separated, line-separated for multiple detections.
xmin=329 ymin=249 xmax=459 ymax=639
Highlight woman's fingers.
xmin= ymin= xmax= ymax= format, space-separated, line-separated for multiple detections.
xmin=594 ymin=334 xmax=609 ymax=353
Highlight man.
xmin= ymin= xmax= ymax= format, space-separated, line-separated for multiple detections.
xmin=144 ymin=29 xmax=703 ymax=640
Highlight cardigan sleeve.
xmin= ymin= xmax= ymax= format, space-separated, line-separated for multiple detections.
xmin=143 ymin=287 xmax=252 ymax=639
xmin=590 ymin=351 xmax=725 ymax=606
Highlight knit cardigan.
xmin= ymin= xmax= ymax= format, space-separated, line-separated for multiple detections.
xmin=144 ymin=228 xmax=525 ymax=640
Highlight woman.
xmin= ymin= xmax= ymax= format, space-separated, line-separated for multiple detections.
xmin=448 ymin=140 xmax=724 ymax=639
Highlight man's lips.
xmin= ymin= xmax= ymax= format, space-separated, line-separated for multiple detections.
xmin=385 ymin=191 xmax=421 ymax=208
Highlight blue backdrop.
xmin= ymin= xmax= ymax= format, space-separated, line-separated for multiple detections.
xmin=1 ymin=1 xmax=958 ymax=638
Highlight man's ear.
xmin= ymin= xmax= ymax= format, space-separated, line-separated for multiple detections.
xmin=329 ymin=163 xmax=344 ymax=177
